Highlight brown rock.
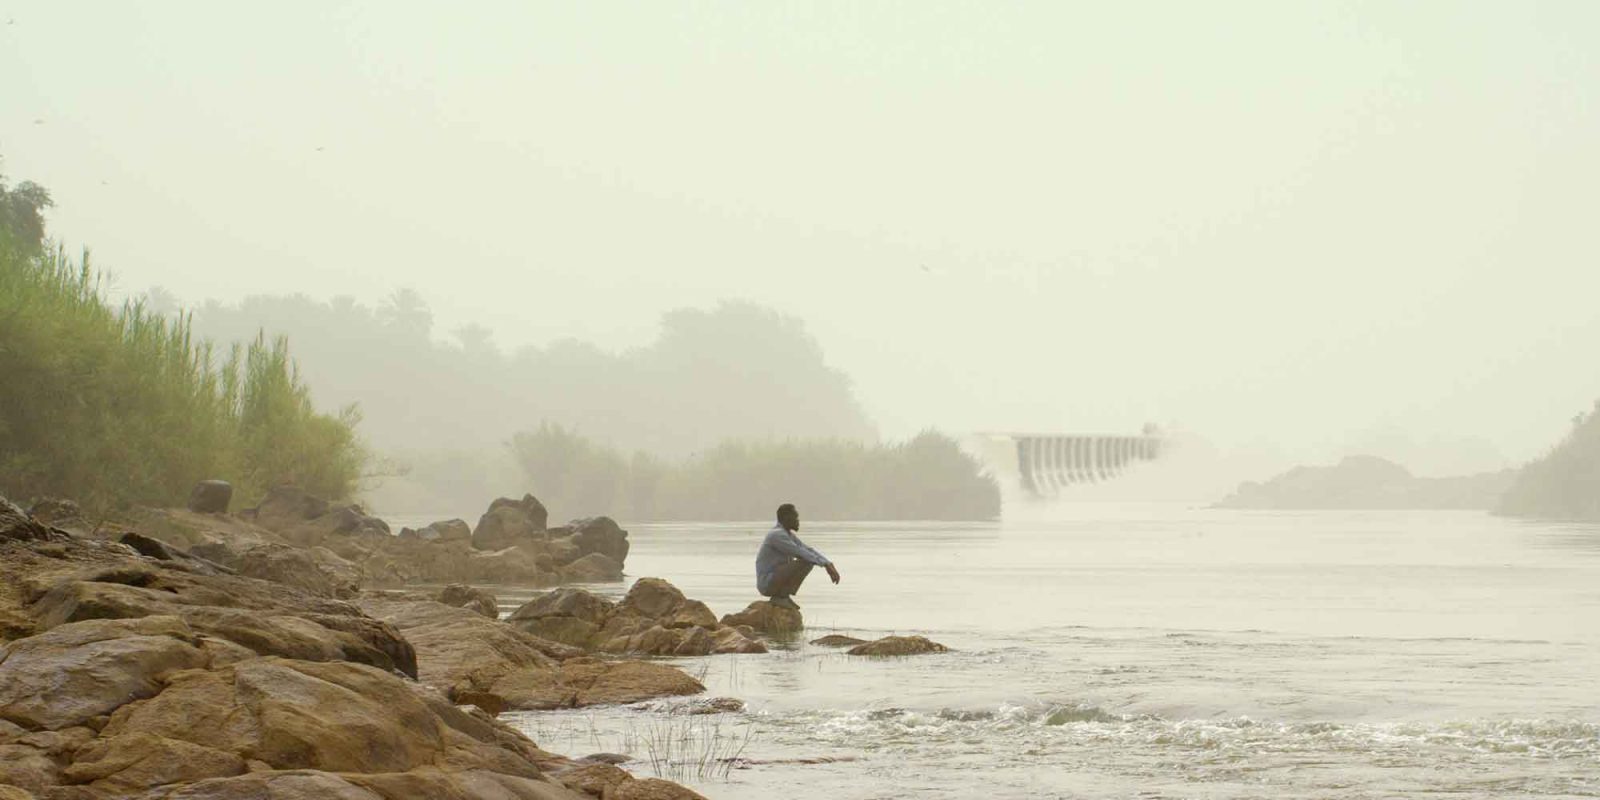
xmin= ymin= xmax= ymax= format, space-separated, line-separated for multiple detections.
xmin=558 ymin=762 xmax=631 ymax=797
xmin=618 ymin=579 xmax=683 ymax=619
xmin=437 ymin=584 xmax=499 ymax=619
xmin=230 ymin=544 xmax=361 ymax=599
xmin=490 ymin=659 xmax=705 ymax=710
xmin=153 ymin=770 xmax=385 ymax=799
xmin=0 ymin=616 xmax=207 ymax=730
xmin=186 ymin=481 xmax=234 ymax=514
xmin=472 ymin=495 xmax=548 ymax=551
xmin=809 ymin=634 xmax=869 ymax=647
xmin=510 ymin=589 xmax=615 ymax=625
xmin=613 ymin=778 xmax=709 ymax=800
xmin=845 ymin=635 xmax=951 ymax=656
xmin=719 ymin=601 xmax=803 ymax=636
xmin=560 ymin=553 xmax=623 ymax=583
xmin=567 ymin=517 xmax=629 ymax=565
xmin=61 ymin=731 xmax=246 ymax=793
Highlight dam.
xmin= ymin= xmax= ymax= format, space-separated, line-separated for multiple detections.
xmin=968 ymin=428 xmax=1167 ymax=498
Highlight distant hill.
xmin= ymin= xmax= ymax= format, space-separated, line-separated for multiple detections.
xmin=1215 ymin=455 xmax=1516 ymax=511
xmin=1496 ymin=402 xmax=1600 ymax=522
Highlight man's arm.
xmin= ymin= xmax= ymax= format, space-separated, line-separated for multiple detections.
xmin=767 ymin=530 xmax=832 ymax=567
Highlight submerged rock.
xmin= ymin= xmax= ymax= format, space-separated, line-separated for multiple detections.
xmin=719 ymin=601 xmax=803 ymax=636
xmin=845 ymin=635 xmax=950 ymax=656
xmin=809 ymin=634 xmax=869 ymax=647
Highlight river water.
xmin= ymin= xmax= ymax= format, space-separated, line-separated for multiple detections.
xmin=422 ymin=505 xmax=1600 ymax=799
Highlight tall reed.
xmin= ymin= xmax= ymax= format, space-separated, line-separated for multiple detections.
xmin=0 ymin=239 xmax=362 ymax=511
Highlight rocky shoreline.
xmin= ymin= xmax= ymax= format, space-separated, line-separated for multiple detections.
xmin=1 ymin=487 xmax=951 ymax=799
xmin=0 ymin=489 xmax=729 ymax=800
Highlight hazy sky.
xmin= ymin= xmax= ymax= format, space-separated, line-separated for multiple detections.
xmin=4 ymin=1 xmax=1597 ymax=471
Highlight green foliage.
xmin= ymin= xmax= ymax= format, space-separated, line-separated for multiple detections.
xmin=509 ymin=424 xmax=1000 ymax=521
xmin=1497 ymin=401 xmax=1600 ymax=521
xmin=0 ymin=242 xmax=363 ymax=511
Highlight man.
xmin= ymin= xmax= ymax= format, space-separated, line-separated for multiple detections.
xmin=755 ymin=503 xmax=840 ymax=611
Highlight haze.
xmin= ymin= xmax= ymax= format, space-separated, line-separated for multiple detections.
xmin=5 ymin=1 xmax=1598 ymax=476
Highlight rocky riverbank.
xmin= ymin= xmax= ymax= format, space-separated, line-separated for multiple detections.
xmin=0 ymin=492 xmax=723 ymax=799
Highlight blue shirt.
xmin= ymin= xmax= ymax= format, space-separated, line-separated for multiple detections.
xmin=755 ymin=523 xmax=831 ymax=594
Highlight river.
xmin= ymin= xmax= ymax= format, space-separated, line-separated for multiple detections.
xmin=401 ymin=505 xmax=1600 ymax=798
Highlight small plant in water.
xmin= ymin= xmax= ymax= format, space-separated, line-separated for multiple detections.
xmin=636 ymin=716 xmax=756 ymax=782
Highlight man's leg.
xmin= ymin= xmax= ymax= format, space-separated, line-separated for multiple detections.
xmin=766 ymin=560 xmax=814 ymax=603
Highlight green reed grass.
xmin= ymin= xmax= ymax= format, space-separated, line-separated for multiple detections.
xmin=0 ymin=240 xmax=362 ymax=511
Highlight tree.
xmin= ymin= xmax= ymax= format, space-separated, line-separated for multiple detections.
xmin=0 ymin=163 xmax=54 ymax=251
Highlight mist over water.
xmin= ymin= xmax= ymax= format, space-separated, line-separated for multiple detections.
xmin=487 ymin=507 xmax=1600 ymax=799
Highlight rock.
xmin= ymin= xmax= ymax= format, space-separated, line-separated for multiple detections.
xmin=0 ymin=616 xmax=208 ymax=730
xmin=437 ymin=584 xmax=499 ymax=619
xmin=489 ymin=658 xmax=705 ymax=710
xmin=845 ymin=635 xmax=951 ymax=656
xmin=24 ymin=498 xmax=86 ymax=532
xmin=558 ymin=762 xmax=631 ymax=797
xmin=472 ymin=495 xmax=548 ymax=551
xmin=116 ymin=532 xmax=235 ymax=578
xmin=618 ymin=578 xmax=683 ymax=619
xmin=230 ymin=544 xmax=361 ymax=599
xmin=1 ymin=496 xmax=65 ymax=544
xmin=245 ymin=486 xmax=330 ymax=532
xmin=719 ymin=601 xmax=803 ymax=636
xmin=507 ymin=580 xmax=765 ymax=657
xmin=0 ymin=785 xmax=37 ymax=800
xmin=28 ymin=564 xmax=417 ymax=678
xmin=614 ymin=778 xmax=709 ymax=800
xmin=61 ymin=731 xmax=247 ymax=794
xmin=809 ymin=634 xmax=869 ymax=647
xmin=560 ymin=552 xmax=623 ymax=583
xmin=403 ymin=519 xmax=471 ymax=543
xmin=567 ymin=517 xmax=629 ymax=564
xmin=186 ymin=480 xmax=234 ymax=514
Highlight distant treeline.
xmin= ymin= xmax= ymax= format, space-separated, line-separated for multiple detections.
xmin=0 ymin=167 xmax=362 ymax=511
xmin=184 ymin=292 xmax=876 ymax=459
xmin=508 ymin=424 xmax=1001 ymax=521
xmin=1497 ymin=401 xmax=1600 ymax=522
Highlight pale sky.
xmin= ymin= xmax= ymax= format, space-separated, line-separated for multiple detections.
xmin=4 ymin=1 xmax=1597 ymax=472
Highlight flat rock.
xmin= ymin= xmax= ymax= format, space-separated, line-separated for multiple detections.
xmin=845 ymin=635 xmax=951 ymax=656
xmin=808 ymin=634 xmax=869 ymax=647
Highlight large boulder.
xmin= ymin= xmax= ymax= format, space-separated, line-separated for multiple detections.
xmin=244 ymin=486 xmax=330 ymax=532
xmin=507 ymin=579 xmax=765 ymax=657
xmin=565 ymin=517 xmax=629 ymax=564
xmin=185 ymin=480 xmax=234 ymax=514
xmin=560 ymin=552 xmax=624 ymax=583
xmin=0 ymin=616 xmax=208 ymax=730
xmin=472 ymin=495 xmax=548 ymax=551
xmin=719 ymin=601 xmax=803 ymax=636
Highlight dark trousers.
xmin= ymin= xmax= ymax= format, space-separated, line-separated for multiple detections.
xmin=761 ymin=559 xmax=814 ymax=597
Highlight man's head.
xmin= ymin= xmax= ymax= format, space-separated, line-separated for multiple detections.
xmin=776 ymin=503 xmax=799 ymax=531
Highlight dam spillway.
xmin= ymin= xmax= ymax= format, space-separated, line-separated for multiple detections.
xmin=971 ymin=432 xmax=1166 ymax=498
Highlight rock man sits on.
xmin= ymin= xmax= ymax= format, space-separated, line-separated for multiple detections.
xmin=755 ymin=503 xmax=839 ymax=611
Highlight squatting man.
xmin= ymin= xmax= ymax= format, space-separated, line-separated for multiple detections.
xmin=754 ymin=503 xmax=839 ymax=610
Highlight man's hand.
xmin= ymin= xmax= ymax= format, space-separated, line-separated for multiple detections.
xmin=825 ymin=563 xmax=841 ymax=584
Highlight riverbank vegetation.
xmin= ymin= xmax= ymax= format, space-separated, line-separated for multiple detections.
xmin=0 ymin=168 xmax=362 ymax=511
xmin=1496 ymin=401 xmax=1600 ymax=521
xmin=509 ymin=424 xmax=1001 ymax=521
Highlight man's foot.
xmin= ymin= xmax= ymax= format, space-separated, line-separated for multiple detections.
xmin=769 ymin=596 xmax=801 ymax=611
